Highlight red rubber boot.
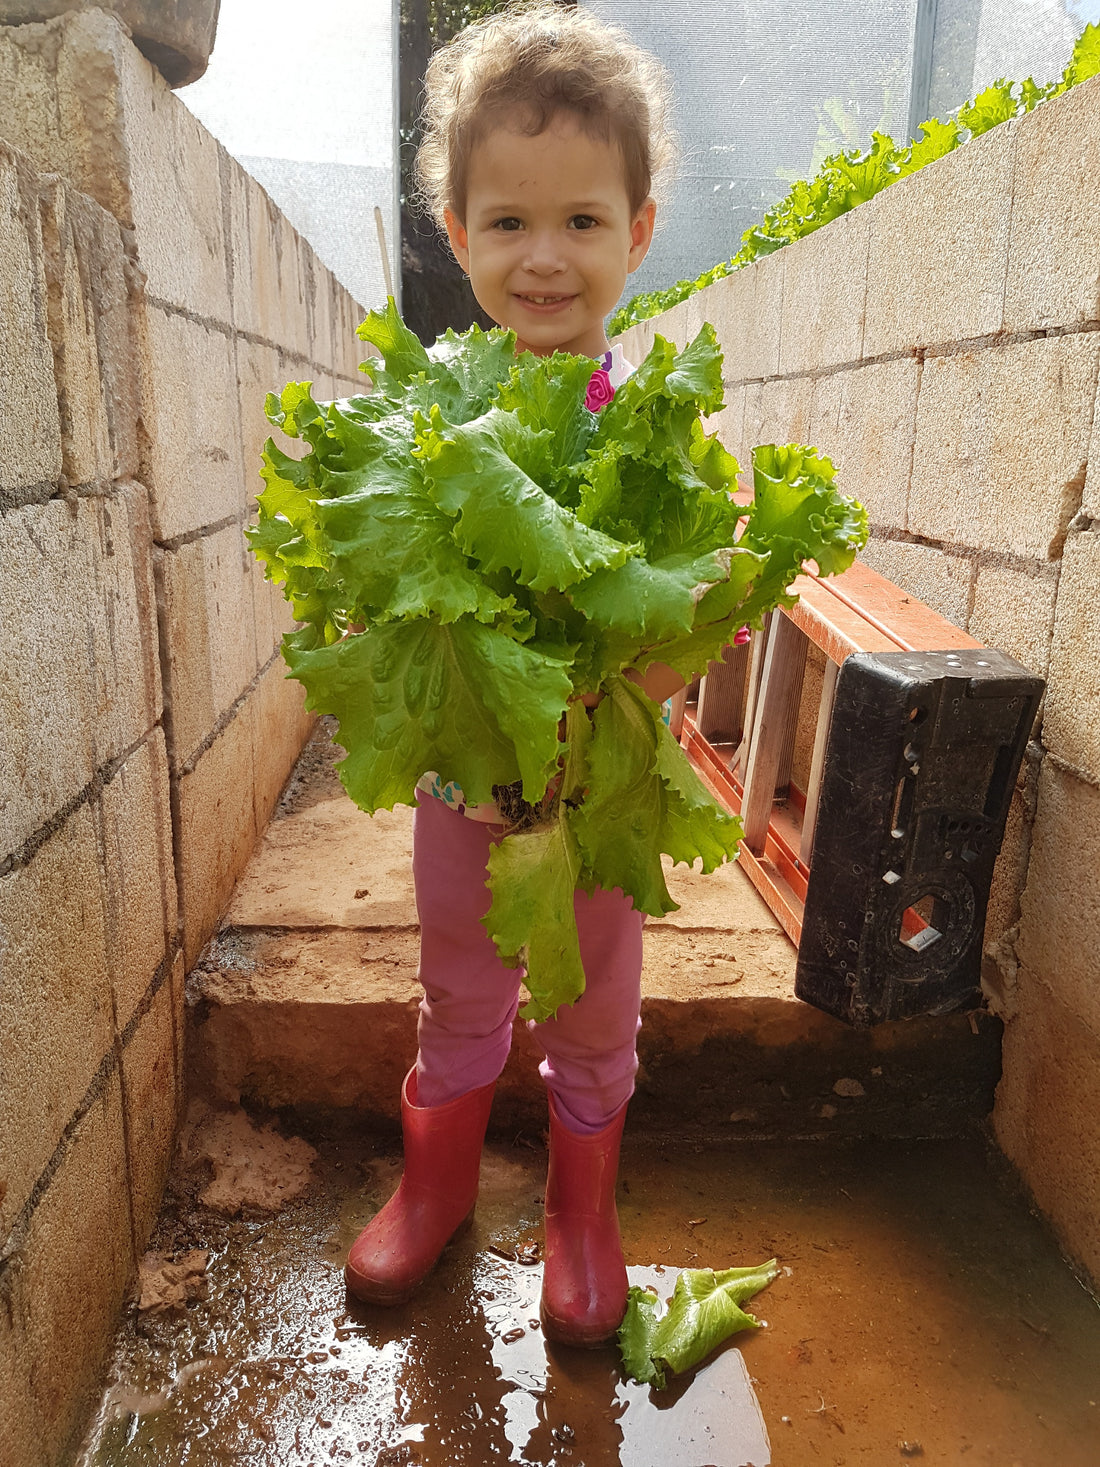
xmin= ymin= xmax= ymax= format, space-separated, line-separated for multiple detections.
xmin=345 ymin=1068 xmax=495 ymax=1304
xmin=540 ymin=1093 xmax=629 ymax=1347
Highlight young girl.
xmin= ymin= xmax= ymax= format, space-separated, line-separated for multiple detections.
xmin=345 ymin=0 xmax=681 ymax=1348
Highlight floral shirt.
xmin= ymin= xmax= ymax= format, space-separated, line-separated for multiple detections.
xmin=418 ymin=345 xmax=633 ymax=822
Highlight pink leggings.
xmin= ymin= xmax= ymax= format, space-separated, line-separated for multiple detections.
xmin=412 ymin=796 xmax=644 ymax=1134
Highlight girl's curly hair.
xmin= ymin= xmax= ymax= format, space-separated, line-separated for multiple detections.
xmin=415 ymin=0 xmax=676 ymax=229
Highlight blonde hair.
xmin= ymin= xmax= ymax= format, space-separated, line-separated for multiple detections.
xmin=415 ymin=0 xmax=676 ymax=229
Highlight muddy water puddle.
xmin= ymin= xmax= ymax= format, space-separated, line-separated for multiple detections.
xmin=80 ymin=1128 xmax=1100 ymax=1466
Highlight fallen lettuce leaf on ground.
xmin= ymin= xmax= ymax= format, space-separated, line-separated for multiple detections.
xmin=247 ymin=300 xmax=867 ymax=1020
xmin=619 ymin=1260 xmax=780 ymax=1389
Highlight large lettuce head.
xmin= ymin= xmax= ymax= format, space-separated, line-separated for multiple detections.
xmin=247 ymin=300 xmax=867 ymax=1018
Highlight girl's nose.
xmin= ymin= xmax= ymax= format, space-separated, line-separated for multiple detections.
xmin=522 ymin=232 xmax=566 ymax=274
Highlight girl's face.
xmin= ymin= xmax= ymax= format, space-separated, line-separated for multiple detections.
xmin=444 ymin=114 xmax=656 ymax=359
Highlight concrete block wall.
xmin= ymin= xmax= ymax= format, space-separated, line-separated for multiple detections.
xmin=618 ymin=74 xmax=1100 ymax=1287
xmin=0 ymin=10 xmax=367 ymax=1465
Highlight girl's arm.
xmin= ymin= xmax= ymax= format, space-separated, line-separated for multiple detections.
xmin=574 ymin=662 xmax=686 ymax=711
xmin=625 ymin=660 xmax=684 ymax=706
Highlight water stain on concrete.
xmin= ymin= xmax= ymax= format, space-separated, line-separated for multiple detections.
xmin=78 ymin=1115 xmax=1100 ymax=1467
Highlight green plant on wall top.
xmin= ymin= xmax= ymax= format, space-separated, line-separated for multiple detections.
xmin=610 ymin=22 xmax=1100 ymax=337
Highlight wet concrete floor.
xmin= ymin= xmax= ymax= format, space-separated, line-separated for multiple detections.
xmin=79 ymin=1114 xmax=1100 ymax=1467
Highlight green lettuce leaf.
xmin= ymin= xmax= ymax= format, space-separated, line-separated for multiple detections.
xmin=568 ymin=548 xmax=732 ymax=642
xmin=415 ymin=405 xmax=632 ymax=593
xmin=619 ymin=1261 xmax=779 ymax=1390
xmin=484 ymin=812 xmax=587 ymax=1023
xmin=248 ymin=306 xmax=868 ymax=1019
xmin=568 ymin=677 xmax=678 ymax=917
xmin=319 ymin=472 xmax=515 ymax=626
xmin=282 ymin=617 xmax=572 ymax=809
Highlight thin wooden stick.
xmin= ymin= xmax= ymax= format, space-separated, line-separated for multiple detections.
xmin=374 ymin=205 xmax=394 ymax=300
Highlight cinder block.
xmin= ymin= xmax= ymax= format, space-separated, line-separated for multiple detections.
xmin=157 ymin=521 xmax=260 ymax=770
xmin=994 ymin=968 xmax=1100 ymax=1289
xmin=779 ymin=205 xmax=869 ymax=374
xmin=249 ymin=653 xmax=314 ymax=835
xmin=859 ymin=537 xmax=973 ymax=629
xmin=0 ymin=141 xmax=62 ymax=502
xmin=968 ymin=560 xmax=1057 ymax=679
xmin=0 ymin=1292 xmax=41 ymax=1467
xmin=984 ymin=784 xmax=1029 ymax=948
xmin=236 ymin=337 xmax=290 ymax=663
xmin=314 ymin=371 xmax=338 ymax=406
xmin=249 ymin=552 xmax=279 ymax=666
xmin=0 ymin=15 xmax=69 ymax=178
xmin=120 ymin=977 xmax=179 ymax=1251
xmin=0 ymin=9 xmax=229 ymax=318
xmin=91 ymin=482 xmax=163 ymax=756
xmin=169 ymin=949 xmax=186 ymax=1114
xmin=1086 ymin=375 xmax=1100 ymax=519
xmin=1044 ymin=529 xmax=1100 ymax=781
xmin=175 ymin=696 xmax=259 ymax=969
xmin=44 ymin=10 xmax=132 ymax=222
xmin=0 ymin=805 xmax=112 ymax=1243
xmin=697 ymin=258 xmax=782 ymax=383
xmin=0 ymin=490 xmax=160 ymax=855
xmin=0 ymin=502 xmax=95 ymax=853
xmin=97 ymin=730 xmax=176 ymax=1032
xmin=7 ymin=1071 xmax=132 ymax=1467
xmin=272 ymin=586 xmax=301 ymax=641
xmin=139 ymin=304 xmax=245 ymax=542
xmin=613 ymin=314 xmax=659 ymax=366
xmin=56 ymin=11 xmax=230 ymax=318
xmin=37 ymin=175 xmax=135 ymax=486
xmin=1017 ymin=763 xmax=1100 ymax=1038
xmin=863 ymin=118 xmax=1016 ymax=355
xmin=224 ymin=159 xmax=312 ymax=357
xmin=740 ymin=380 xmax=763 ymax=460
xmin=331 ymin=276 xmax=368 ymax=380
xmin=703 ymin=387 xmax=746 ymax=472
xmin=809 ymin=358 xmax=918 ymax=529
xmin=753 ymin=373 xmax=814 ymax=451
xmin=1004 ymin=75 xmax=1100 ymax=332
xmin=300 ymin=246 xmax=335 ymax=376
xmin=236 ymin=336 xmax=280 ymax=509
xmin=648 ymin=293 xmax=705 ymax=352
xmin=909 ymin=334 xmax=1100 ymax=559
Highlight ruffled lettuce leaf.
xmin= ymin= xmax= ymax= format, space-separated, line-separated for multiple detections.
xmin=414 ymin=405 xmax=631 ymax=592
xmin=567 ymin=678 xmax=741 ymax=918
xmin=282 ymin=616 xmax=573 ymax=809
xmin=484 ymin=810 xmax=587 ymax=1023
xmin=248 ymin=300 xmax=868 ymax=1019
xmin=619 ymin=1261 xmax=779 ymax=1389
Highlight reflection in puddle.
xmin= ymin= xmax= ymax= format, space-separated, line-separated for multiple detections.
xmin=79 ymin=1132 xmax=1100 ymax=1467
xmin=474 ymin=1258 xmax=770 ymax=1467
xmin=82 ymin=1227 xmax=769 ymax=1466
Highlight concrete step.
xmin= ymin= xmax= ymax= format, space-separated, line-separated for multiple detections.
xmin=187 ymin=722 xmax=1001 ymax=1138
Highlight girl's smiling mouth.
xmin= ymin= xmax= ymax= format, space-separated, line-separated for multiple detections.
xmin=514 ymin=292 xmax=577 ymax=312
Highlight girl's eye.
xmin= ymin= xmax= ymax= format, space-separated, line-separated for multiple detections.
xmin=570 ymin=214 xmax=598 ymax=230
xmin=492 ymin=216 xmax=522 ymax=231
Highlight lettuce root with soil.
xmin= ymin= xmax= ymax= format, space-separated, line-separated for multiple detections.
xmin=247 ymin=301 xmax=867 ymax=1021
